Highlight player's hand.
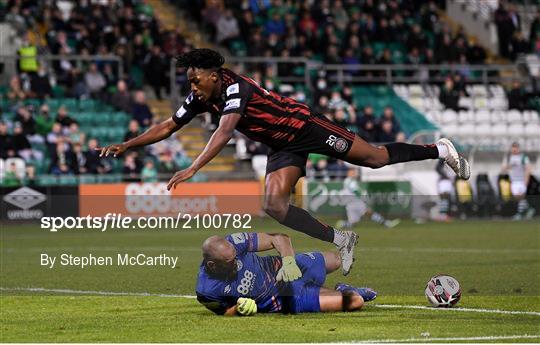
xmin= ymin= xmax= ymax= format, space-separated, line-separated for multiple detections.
xmin=276 ymin=256 xmax=302 ymax=282
xmin=236 ymin=297 xmax=257 ymax=316
xmin=167 ymin=167 xmax=196 ymax=190
xmin=96 ymin=143 xmax=128 ymax=158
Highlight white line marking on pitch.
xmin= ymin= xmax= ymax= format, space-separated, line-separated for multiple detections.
xmin=0 ymin=287 xmax=196 ymax=299
xmin=2 ymin=287 xmax=539 ymax=316
xmin=373 ymin=304 xmax=540 ymax=316
xmin=354 ymin=334 xmax=540 ymax=343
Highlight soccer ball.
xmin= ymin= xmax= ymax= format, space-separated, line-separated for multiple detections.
xmin=425 ymin=274 xmax=461 ymax=307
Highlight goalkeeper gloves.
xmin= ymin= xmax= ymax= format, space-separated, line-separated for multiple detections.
xmin=276 ymin=256 xmax=302 ymax=282
xmin=236 ymin=297 xmax=257 ymax=316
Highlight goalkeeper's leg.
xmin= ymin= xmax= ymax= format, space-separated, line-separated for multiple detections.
xmin=318 ymin=287 xmax=364 ymax=312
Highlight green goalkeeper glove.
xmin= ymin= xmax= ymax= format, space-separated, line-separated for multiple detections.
xmin=236 ymin=297 xmax=257 ymax=316
xmin=276 ymin=256 xmax=302 ymax=282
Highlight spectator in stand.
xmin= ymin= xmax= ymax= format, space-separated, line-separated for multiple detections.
xmin=131 ymin=90 xmax=154 ymax=128
xmin=143 ymin=45 xmax=168 ymax=100
xmin=14 ymin=106 xmax=36 ymax=136
xmin=50 ymin=138 xmax=76 ymax=175
xmin=7 ymin=75 xmax=26 ymax=102
xmin=110 ymin=80 xmax=133 ymax=113
xmin=215 ymin=9 xmax=240 ymax=47
xmin=84 ymin=138 xmax=109 ymax=174
xmin=55 ymin=105 xmax=75 ymax=127
xmin=379 ymin=107 xmax=401 ymax=135
xmin=467 ymin=38 xmax=486 ymax=64
xmin=157 ymin=150 xmax=178 ymax=176
xmin=122 ymin=151 xmax=141 ymax=182
xmin=0 ymin=122 xmax=14 ymax=159
xmin=376 ymin=120 xmax=397 ymax=143
xmin=3 ymin=162 xmax=22 ymax=187
xmin=73 ymin=143 xmax=87 ymax=174
xmin=530 ymin=10 xmax=540 ymax=48
xmin=313 ymin=95 xmax=330 ymax=116
xmin=24 ymin=164 xmax=37 ymax=186
xmin=494 ymin=2 xmax=517 ymax=59
xmin=511 ymin=31 xmax=530 ymax=61
xmin=29 ymin=64 xmax=52 ymax=99
xmin=12 ymin=122 xmax=39 ymax=161
xmin=439 ymin=77 xmax=461 ymax=111
xmin=124 ymin=120 xmax=141 ymax=142
xmin=84 ymin=62 xmax=107 ymax=99
xmin=46 ymin=123 xmax=65 ymax=151
xmin=333 ymin=108 xmax=350 ymax=129
xmin=356 ymin=105 xmax=377 ymax=143
xmin=508 ymin=81 xmax=528 ymax=111
xmin=67 ymin=122 xmax=85 ymax=148
xmin=141 ymin=159 xmax=158 ymax=182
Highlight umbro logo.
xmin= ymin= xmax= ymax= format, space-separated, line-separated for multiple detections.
xmin=3 ymin=187 xmax=46 ymax=210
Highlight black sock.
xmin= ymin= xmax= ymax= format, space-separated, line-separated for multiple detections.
xmin=384 ymin=143 xmax=439 ymax=165
xmin=280 ymin=205 xmax=334 ymax=242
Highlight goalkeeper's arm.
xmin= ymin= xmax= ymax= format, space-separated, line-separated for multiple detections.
xmin=255 ymin=233 xmax=302 ymax=282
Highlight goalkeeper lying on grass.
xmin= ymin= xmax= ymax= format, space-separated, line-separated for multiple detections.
xmin=196 ymin=232 xmax=376 ymax=316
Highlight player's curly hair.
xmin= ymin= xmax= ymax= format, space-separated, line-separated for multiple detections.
xmin=175 ymin=48 xmax=225 ymax=70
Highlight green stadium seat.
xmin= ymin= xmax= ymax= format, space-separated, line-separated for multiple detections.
xmin=58 ymin=175 xmax=78 ymax=185
xmin=37 ymin=175 xmax=58 ymax=186
xmin=79 ymin=174 xmax=97 ymax=184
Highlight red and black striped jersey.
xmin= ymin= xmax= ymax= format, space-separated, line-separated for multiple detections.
xmin=171 ymin=68 xmax=312 ymax=149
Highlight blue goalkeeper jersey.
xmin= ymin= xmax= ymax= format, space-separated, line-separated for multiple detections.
xmin=196 ymin=232 xmax=284 ymax=314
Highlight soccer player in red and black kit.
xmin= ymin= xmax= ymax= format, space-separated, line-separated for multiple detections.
xmin=98 ymin=49 xmax=470 ymax=276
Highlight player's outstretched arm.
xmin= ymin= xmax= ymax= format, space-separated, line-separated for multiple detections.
xmin=256 ymin=233 xmax=302 ymax=282
xmin=167 ymin=113 xmax=241 ymax=190
xmin=96 ymin=118 xmax=182 ymax=157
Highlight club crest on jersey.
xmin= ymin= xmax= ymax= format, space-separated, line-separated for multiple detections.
xmin=226 ymin=83 xmax=239 ymax=96
xmin=326 ymin=135 xmax=348 ymax=153
xmin=186 ymin=94 xmax=194 ymax=104
xmin=224 ymin=98 xmax=241 ymax=111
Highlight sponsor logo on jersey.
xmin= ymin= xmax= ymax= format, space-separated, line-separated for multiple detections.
xmin=226 ymin=83 xmax=239 ymax=96
xmin=175 ymin=106 xmax=187 ymax=118
xmin=236 ymin=269 xmax=254 ymax=295
xmin=224 ymin=98 xmax=241 ymax=111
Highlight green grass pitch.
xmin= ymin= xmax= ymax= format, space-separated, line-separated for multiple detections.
xmin=1 ymin=218 xmax=539 ymax=342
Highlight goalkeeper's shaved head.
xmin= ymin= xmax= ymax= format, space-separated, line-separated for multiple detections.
xmin=202 ymin=236 xmax=237 ymax=279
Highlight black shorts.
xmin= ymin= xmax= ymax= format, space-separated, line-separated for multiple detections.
xmin=266 ymin=115 xmax=356 ymax=176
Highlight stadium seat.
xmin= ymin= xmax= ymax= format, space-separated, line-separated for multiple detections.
xmin=58 ymin=175 xmax=78 ymax=185
xmin=458 ymin=97 xmax=473 ymax=109
xmin=458 ymin=110 xmax=474 ymax=124
xmin=491 ymin=123 xmax=508 ymax=137
xmin=442 ymin=124 xmax=459 ymax=137
xmin=525 ymin=123 xmax=540 ymax=138
xmin=475 ymin=110 xmax=490 ymax=123
xmin=489 ymin=97 xmax=507 ymax=110
xmin=440 ymin=109 xmax=456 ymax=124
xmin=79 ymin=174 xmax=97 ymax=184
xmin=37 ymin=175 xmax=58 ymax=186
xmin=408 ymin=84 xmax=423 ymax=97
xmin=473 ymin=97 xmax=488 ymax=109
xmin=508 ymin=123 xmax=524 ymax=137
xmin=507 ymin=110 xmax=522 ymax=123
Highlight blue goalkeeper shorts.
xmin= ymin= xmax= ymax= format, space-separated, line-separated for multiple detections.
xmin=287 ymin=252 xmax=326 ymax=313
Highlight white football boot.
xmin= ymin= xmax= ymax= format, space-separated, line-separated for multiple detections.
xmin=336 ymin=230 xmax=358 ymax=276
xmin=437 ymin=138 xmax=471 ymax=180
